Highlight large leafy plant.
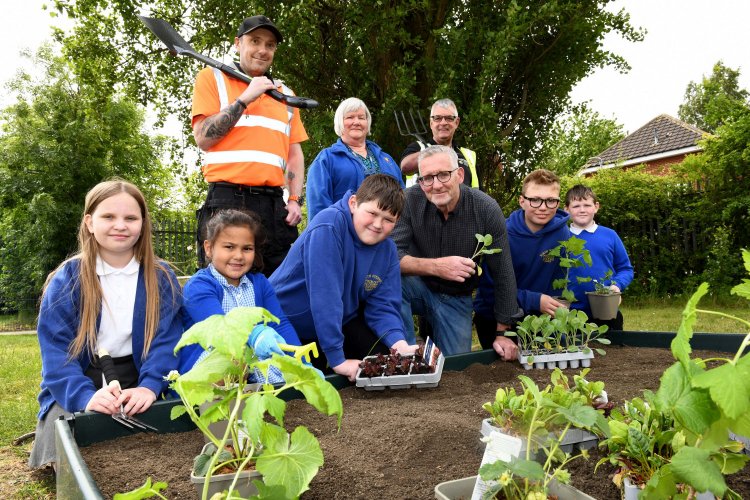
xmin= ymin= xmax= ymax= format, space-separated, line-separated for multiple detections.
xmin=169 ymin=307 xmax=343 ymax=499
xmin=599 ymin=249 xmax=750 ymax=498
xmin=479 ymin=372 xmax=610 ymax=499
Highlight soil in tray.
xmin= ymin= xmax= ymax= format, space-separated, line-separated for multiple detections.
xmin=81 ymin=346 xmax=750 ymax=499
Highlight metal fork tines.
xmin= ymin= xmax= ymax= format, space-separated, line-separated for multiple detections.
xmin=112 ymin=410 xmax=159 ymax=432
xmin=394 ymin=109 xmax=428 ymax=142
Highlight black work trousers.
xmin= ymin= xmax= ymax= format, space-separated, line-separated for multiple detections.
xmin=196 ymin=182 xmax=298 ymax=277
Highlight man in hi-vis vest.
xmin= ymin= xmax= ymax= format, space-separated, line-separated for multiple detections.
xmin=191 ymin=15 xmax=307 ymax=275
xmin=399 ymin=98 xmax=479 ymax=190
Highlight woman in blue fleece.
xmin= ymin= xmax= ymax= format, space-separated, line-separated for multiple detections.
xmin=179 ymin=209 xmax=302 ymax=380
xmin=270 ymin=174 xmax=416 ymax=381
xmin=305 ymin=97 xmax=405 ymax=223
xmin=30 ymin=180 xmax=182 ymax=470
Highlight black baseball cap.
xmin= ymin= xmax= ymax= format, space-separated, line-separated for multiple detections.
xmin=236 ymin=15 xmax=283 ymax=43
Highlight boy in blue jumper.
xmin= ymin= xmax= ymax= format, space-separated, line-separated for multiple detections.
xmin=565 ymin=184 xmax=634 ymax=330
xmin=474 ymin=169 xmax=570 ymax=348
xmin=269 ymin=174 xmax=416 ymax=381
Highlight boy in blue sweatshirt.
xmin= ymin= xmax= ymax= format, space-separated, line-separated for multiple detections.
xmin=269 ymin=174 xmax=416 ymax=381
xmin=474 ymin=169 xmax=570 ymax=348
xmin=565 ymin=184 xmax=633 ymax=330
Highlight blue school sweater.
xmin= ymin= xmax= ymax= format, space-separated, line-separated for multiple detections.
xmin=179 ymin=268 xmax=301 ymax=373
xmin=568 ymin=225 xmax=634 ymax=316
xmin=269 ymin=192 xmax=406 ymax=367
xmin=35 ymin=259 xmax=183 ymax=419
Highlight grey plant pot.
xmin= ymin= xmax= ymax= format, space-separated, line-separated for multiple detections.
xmin=586 ymin=291 xmax=621 ymax=321
xmin=190 ymin=443 xmax=262 ymax=498
xmin=434 ymin=475 xmax=596 ymax=500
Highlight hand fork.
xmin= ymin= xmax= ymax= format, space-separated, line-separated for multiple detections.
xmin=98 ymin=349 xmax=159 ymax=432
xmin=278 ymin=342 xmax=319 ymax=364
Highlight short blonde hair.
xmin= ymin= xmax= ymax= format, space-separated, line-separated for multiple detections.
xmin=333 ymin=97 xmax=371 ymax=137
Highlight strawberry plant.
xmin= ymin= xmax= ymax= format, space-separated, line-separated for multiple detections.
xmin=478 ymin=372 xmax=610 ymax=499
xmin=168 ymin=306 xmax=343 ymax=500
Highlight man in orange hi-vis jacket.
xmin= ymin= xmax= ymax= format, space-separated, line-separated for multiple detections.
xmin=191 ymin=15 xmax=308 ymax=275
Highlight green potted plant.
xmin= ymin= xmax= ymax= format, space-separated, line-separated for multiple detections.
xmin=585 ymin=269 xmax=622 ymax=321
xmin=597 ymin=249 xmax=750 ymax=499
xmin=438 ymin=371 xmax=609 ymax=499
xmin=542 ymin=235 xmax=592 ymax=307
xmin=169 ymin=306 xmax=344 ymax=499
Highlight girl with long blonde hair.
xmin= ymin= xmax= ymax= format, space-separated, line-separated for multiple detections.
xmin=29 ymin=180 xmax=182 ymax=470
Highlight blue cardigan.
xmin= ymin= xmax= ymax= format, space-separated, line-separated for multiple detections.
xmin=269 ymin=192 xmax=406 ymax=367
xmin=179 ymin=268 xmax=301 ymax=373
xmin=36 ymin=259 xmax=183 ymax=419
xmin=306 ymin=138 xmax=405 ymax=223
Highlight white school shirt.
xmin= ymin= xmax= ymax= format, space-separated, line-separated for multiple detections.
xmin=96 ymin=255 xmax=140 ymax=357
xmin=569 ymin=222 xmax=598 ymax=235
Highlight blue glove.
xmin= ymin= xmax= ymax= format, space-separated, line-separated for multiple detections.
xmin=248 ymin=325 xmax=285 ymax=360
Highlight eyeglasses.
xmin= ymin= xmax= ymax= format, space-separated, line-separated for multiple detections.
xmin=521 ymin=195 xmax=560 ymax=209
xmin=430 ymin=115 xmax=457 ymax=123
xmin=417 ymin=168 xmax=459 ymax=186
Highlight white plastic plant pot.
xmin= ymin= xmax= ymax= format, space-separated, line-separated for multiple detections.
xmin=355 ymin=352 xmax=445 ymax=391
xmin=586 ymin=291 xmax=621 ymax=321
xmin=434 ymin=475 xmax=596 ymax=500
xmin=623 ymin=476 xmax=713 ymax=500
xmin=517 ymin=350 xmax=594 ymax=370
xmin=190 ymin=443 xmax=261 ymax=498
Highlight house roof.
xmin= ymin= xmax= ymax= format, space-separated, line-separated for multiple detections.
xmin=581 ymin=114 xmax=708 ymax=173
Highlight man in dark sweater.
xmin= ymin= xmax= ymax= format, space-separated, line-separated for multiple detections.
xmin=391 ymin=145 xmax=521 ymax=359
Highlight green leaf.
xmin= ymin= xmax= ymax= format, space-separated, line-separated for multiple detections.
xmin=672 ymin=283 xmax=709 ymax=365
xmin=113 ymin=477 xmax=168 ymax=499
xmin=506 ymin=457 xmax=545 ymax=481
xmin=170 ymin=404 xmax=187 ymax=421
xmin=731 ymin=249 xmax=750 ymax=299
xmin=173 ymin=350 xmax=237 ymax=408
xmin=242 ymin=391 xmax=287 ymax=441
xmin=657 ymin=361 xmax=719 ymax=434
xmin=272 ymin=356 xmax=343 ymax=426
xmin=670 ymin=446 xmax=726 ymax=497
xmin=256 ymin=425 xmax=324 ymax=498
xmin=718 ymin=451 xmax=750 ymax=474
xmin=692 ymin=359 xmax=750 ymax=420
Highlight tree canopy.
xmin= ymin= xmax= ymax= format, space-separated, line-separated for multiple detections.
xmin=678 ymin=61 xmax=750 ymax=134
xmin=536 ymin=104 xmax=625 ymax=176
xmin=0 ymin=47 xmax=176 ymax=309
xmin=52 ymin=0 xmax=642 ymax=204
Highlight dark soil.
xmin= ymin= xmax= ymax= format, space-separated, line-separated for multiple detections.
xmin=81 ymin=346 xmax=750 ymax=499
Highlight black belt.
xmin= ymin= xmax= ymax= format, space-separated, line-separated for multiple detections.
xmin=209 ymin=182 xmax=283 ymax=197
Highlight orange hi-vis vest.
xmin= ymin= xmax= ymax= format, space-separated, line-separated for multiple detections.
xmin=191 ymin=67 xmax=308 ymax=187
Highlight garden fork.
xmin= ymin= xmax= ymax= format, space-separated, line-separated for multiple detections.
xmin=394 ymin=109 xmax=429 ymax=143
xmin=98 ymin=349 xmax=158 ymax=432
xmin=279 ymin=342 xmax=319 ymax=364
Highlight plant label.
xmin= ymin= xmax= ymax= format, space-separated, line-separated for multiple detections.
xmin=424 ymin=337 xmax=438 ymax=367
xmin=471 ymin=431 xmax=523 ymax=500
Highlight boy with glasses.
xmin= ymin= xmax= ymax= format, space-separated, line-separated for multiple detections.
xmin=399 ymin=98 xmax=480 ymax=189
xmin=392 ymin=145 xmax=521 ymax=360
xmin=473 ymin=169 xmax=571 ymax=349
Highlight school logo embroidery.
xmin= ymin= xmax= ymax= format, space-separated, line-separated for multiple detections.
xmin=364 ymin=274 xmax=382 ymax=292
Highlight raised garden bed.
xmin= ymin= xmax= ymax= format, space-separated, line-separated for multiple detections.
xmin=57 ymin=331 xmax=750 ymax=499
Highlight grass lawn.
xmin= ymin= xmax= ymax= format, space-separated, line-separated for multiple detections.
xmin=1 ymin=296 xmax=747 ymax=497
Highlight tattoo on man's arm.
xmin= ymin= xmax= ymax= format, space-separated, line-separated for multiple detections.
xmin=200 ymin=101 xmax=245 ymax=140
xmin=287 ymin=172 xmax=296 ymax=181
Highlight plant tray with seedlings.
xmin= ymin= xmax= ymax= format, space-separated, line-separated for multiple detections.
xmin=517 ymin=349 xmax=595 ymax=370
xmin=356 ymin=339 xmax=443 ymax=391
xmin=479 ymin=419 xmax=600 ymax=454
